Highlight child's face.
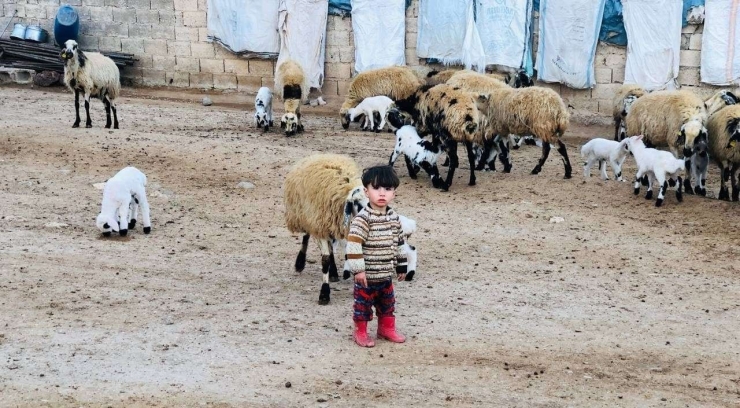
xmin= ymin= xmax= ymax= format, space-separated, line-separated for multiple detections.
xmin=364 ymin=184 xmax=395 ymax=210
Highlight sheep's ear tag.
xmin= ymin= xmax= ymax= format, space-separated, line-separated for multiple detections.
xmin=731 ymin=140 xmax=738 ymax=148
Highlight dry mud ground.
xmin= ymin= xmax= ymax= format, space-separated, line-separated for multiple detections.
xmin=1 ymin=87 xmax=739 ymax=408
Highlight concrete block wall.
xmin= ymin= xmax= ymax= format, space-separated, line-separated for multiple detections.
xmin=1 ymin=0 xmax=725 ymax=117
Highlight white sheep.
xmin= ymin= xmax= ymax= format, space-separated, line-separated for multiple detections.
xmin=96 ymin=166 xmax=151 ymax=236
xmin=625 ymin=135 xmax=685 ymax=207
xmin=580 ymin=138 xmax=630 ymax=181
xmin=387 ymin=122 xmax=446 ymax=189
xmin=61 ymin=39 xmax=121 ymax=129
xmin=253 ymin=87 xmax=273 ymax=131
xmin=346 ymin=95 xmax=395 ymax=132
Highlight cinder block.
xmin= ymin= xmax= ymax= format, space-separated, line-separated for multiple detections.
xmin=568 ymin=99 xmax=599 ymax=112
xmin=175 ymin=56 xmax=199 ymax=72
xmin=680 ymin=34 xmax=690 ymax=50
xmin=213 ymin=73 xmax=237 ymax=89
xmin=190 ymin=73 xmax=213 ymax=89
xmin=151 ymin=0 xmax=174 ymax=11
xmin=105 ymin=0 xmax=127 ymax=7
xmin=24 ymin=4 xmax=48 ymax=19
xmin=150 ymin=24 xmax=175 ymax=40
xmin=142 ymin=69 xmax=166 ymax=86
xmin=77 ymin=35 xmax=100 ymax=50
xmin=153 ymin=56 xmax=177 ymax=71
xmin=689 ymin=33 xmax=702 ymax=50
xmin=338 ymin=80 xmax=351 ymax=96
xmin=405 ymin=31 xmax=417 ymax=48
xmin=99 ymin=37 xmax=122 ymax=52
xmin=249 ymin=60 xmax=273 ymax=75
xmin=339 ymin=46 xmax=354 ymax=63
xmin=325 ymin=63 xmax=351 ymax=79
xmin=214 ymin=46 xmax=239 ymax=60
xmin=681 ymin=24 xmax=697 ymax=34
xmin=680 ymin=50 xmax=701 ymax=68
xmin=166 ymin=72 xmax=190 ymax=87
xmin=133 ymin=55 xmax=154 ymax=69
xmin=224 ymin=59 xmax=249 ymax=74
xmin=321 ymin=79 xmax=338 ymax=96
xmin=175 ymin=27 xmax=200 ymax=42
xmin=113 ymin=8 xmax=136 ymax=23
xmin=128 ymin=24 xmax=152 ymax=39
xmin=87 ymin=6 xmax=113 ymax=22
xmin=198 ymin=28 xmax=209 ymax=42
xmin=198 ymin=0 xmax=206 ymax=10
xmin=591 ymin=83 xmax=623 ymax=100
xmin=144 ymin=39 xmax=168 ymax=55
xmin=121 ymin=67 xmax=144 ymax=80
xmin=261 ymin=76 xmax=275 ymax=87
xmin=167 ymin=41 xmax=191 ymax=57
xmin=327 ymin=30 xmax=350 ymax=46
xmin=174 ymin=0 xmax=198 ymax=11
xmin=159 ymin=11 xmax=179 ymax=25
xmin=597 ymin=99 xmax=613 ymax=115
xmin=678 ymin=67 xmax=700 ymax=86
xmin=612 ymin=67 xmax=625 ymax=83
xmin=200 ymin=59 xmax=224 ymax=73
xmin=121 ymin=38 xmax=144 ymax=55
xmin=81 ymin=21 xmax=128 ymax=37
xmin=595 ymin=68 xmax=612 ymax=84
xmin=604 ymin=53 xmax=626 ymax=69
xmin=137 ymin=9 xmax=160 ymax=24
xmin=127 ymin=0 xmax=151 ymax=9
xmin=325 ymin=47 xmax=340 ymax=64
xmin=405 ymin=48 xmax=419 ymax=65
xmin=191 ymin=42 xmax=215 ymax=58
xmin=536 ymin=81 xmax=561 ymax=94
xmin=183 ymin=11 xmax=206 ymax=27
xmin=237 ymin=75 xmax=263 ymax=93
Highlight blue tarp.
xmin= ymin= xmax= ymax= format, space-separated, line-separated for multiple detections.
xmin=329 ymin=0 xmax=411 ymax=16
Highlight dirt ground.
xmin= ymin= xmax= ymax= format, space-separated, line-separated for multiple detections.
xmin=1 ymin=86 xmax=739 ymax=408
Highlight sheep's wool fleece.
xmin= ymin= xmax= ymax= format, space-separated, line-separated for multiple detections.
xmin=346 ymin=206 xmax=408 ymax=282
xmin=283 ymin=154 xmax=362 ymax=240
xmin=277 ymin=0 xmax=328 ymax=90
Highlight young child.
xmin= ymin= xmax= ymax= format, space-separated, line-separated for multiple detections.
xmin=345 ymin=165 xmax=408 ymax=347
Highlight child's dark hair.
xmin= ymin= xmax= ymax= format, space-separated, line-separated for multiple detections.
xmin=362 ymin=165 xmax=400 ymax=189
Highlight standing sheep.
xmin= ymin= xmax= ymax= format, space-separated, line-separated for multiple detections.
xmin=612 ymin=84 xmax=645 ymax=141
xmin=340 ymin=66 xmax=423 ymax=130
xmin=580 ymin=138 xmax=630 ymax=181
xmin=275 ymin=60 xmax=308 ymax=136
xmin=387 ymin=121 xmax=446 ymax=189
xmin=96 ymin=166 xmax=151 ymax=237
xmin=625 ymin=135 xmax=685 ymax=207
xmin=284 ymin=154 xmax=369 ymax=304
xmin=706 ymin=104 xmax=740 ymax=201
xmin=346 ymin=95 xmax=395 ymax=132
xmin=60 ymin=40 xmax=121 ymax=129
xmin=253 ymin=87 xmax=273 ymax=131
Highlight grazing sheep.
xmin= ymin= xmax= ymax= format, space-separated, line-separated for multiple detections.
xmin=580 ymin=138 xmax=630 ymax=181
xmin=387 ymin=122 xmax=446 ymax=189
xmin=275 ymin=59 xmax=308 ymax=136
xmin=253 ymin=87 xmax=273 ymax=131
xmin=690 ymin=137 xmax=709 ymax=197
xmin=346 ymin=95 xmax=395 ymax=132
xmin=393 ymin=84 xmax=488 ymax=190
xmin=706 ymin=104 xmax=740 ymax=201
xmin=612 ymin=84 xmax=645 ymax=141
xmin=60 ymin=39 xmax=121 ymax=129
xmin=283 ymin=154 xmax=368 ymax=304
xmin=340 ymin=66 xmax=423 ymax=130
xmin=96 ymin=166 xmax=151 ymax=237
xmin=625 ymin=135 xmax=685 ymax=207
xmin=427 ymin=69 xmax=533 ymax=88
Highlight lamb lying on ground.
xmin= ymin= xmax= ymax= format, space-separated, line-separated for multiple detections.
xmin=96 ymin=166 xmax=151 ymax=236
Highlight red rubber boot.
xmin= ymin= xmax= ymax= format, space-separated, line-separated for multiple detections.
xmin=353 ymin=321 xmax=375 ymax=347
xmin=377 ymin=316 xmax=406 ymax=343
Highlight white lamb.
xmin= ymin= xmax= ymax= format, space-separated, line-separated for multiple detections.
xmin=580 ymin=137 xmax=630 ymax=181
xmin=96 ymin=166 xmax=151 ymax=236
xmin=388 ymin=124 xmax=446 ymax=189
xmin=347 ymin=95 xmax=395 ymax=132
xmin=253 ymin=86 xmax=273 ymax=131
xmin=625 ymin=135 xmax=685 ymax=207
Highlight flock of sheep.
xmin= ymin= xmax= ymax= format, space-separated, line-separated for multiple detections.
xmin=55 ymin=38 xmax=740 ymax=303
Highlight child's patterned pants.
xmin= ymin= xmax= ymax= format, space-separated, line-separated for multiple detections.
xmin=353 ymin=278 xmax=395 ymax=321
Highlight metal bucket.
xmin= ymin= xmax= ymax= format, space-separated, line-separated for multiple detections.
xmin=24 ymin=25 xmax=48 ymax=43
xmin=9 ymin=23 xmax=26 ymax=40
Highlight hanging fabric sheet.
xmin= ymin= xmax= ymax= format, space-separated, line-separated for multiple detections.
xmin=416 ymin=0 xmax=486 ymax=72
xmin=622 ymin=0 xmax=682 ymax=91
xmin=330 ymin=0 xmax=411 ymax=16
xmin=351 ymin=0 xmax=406 ymax=73
xmin=536 ymin=0 xmax=606 ymax=89
xmin=701 ymin=0 xmax=740 ymax=85
xmin=476 ymin=0 xmax=533 ymax=73
xmin=277 ymin=0 xmax=329 ymax=91
xmin=206 ymin=0 xmax=280 ymax=57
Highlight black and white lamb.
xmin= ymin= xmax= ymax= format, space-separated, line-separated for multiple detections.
xmin=96 ymin=166 xmax=151 ymax=236
xmin=387 ymin=119 xmax=446 ymax=189
xmin=254 ymin=86 xmax=273 ymax=131
xmin=625 ymin=135 xmax=685 ymax=207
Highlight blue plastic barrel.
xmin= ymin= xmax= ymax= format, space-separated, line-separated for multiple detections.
xmin=53 ymin=5 xmax=79 ymax=48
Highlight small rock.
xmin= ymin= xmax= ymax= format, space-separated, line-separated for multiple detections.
xmin=202 ymin=97 xmax=213 ymax=106
xmin=45 ymin=222 xmax=68 ymax=228
xmin=237 ymin=181 xmax=256 ymax=189
xmin=549 ymin=216 xmax=565 ymax=223
xmin=93 ymin=182 xmax=106 ymax=190
xmin=335 ymin=380 xmax=342 ymax=385
xmin=317 ymin=398 xmax=327 ymax=403
xmin=285 ymin=382 xmax=291 ymax=388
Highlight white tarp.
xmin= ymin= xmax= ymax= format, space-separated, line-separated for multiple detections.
xmin=701 ymin=0 xmax=740 ymax=86
xmin=622 ymin=0 xmax=682 ymax=91
xmin=351 ymin=0 xmax=406 ymax=73
xmin=277 ymin=0 xmax=329 ymax=90
xmin=535 ymin=0 xmax=606 ymax=89
xmin=476 ymin=0 xmax=533 ymax=70
xmin=206 ymin=0 xmax=280 ymax=56
xmin=416 ymin=0 xmax=486 ymax=72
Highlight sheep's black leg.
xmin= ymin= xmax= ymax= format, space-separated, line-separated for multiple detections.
xmin=73 ymin=90 xmax=81 ymax=128
xmin=404 ymin=155 xmax=419 ymax=179
xmin=319 ymin=240 xmax=332 ymax=305
xmin=328 ymin=243 xmax=339 ymax=282
xmin=441 ymin=156 xmax=449 ymax=167
xmin=498 ymin=139 xmax=512 ymax=173
xmin=443 ymin=140 xmax=459 ymax=189
xmin=684 ymin=157 xmax=694 ymax=194
xmin=419 ymin=161 xmax=446 ymax=191
xmin=103 ymin=98 xmax=112 ymax=129
xmin=84 ymin=94 xmax=92 ymax=128
xmin=295 ymin=234 xmax=309 ymax=272
xmin=110 ymin=99 xmax=119 ymax=129
xmin=732 ymin=163 xmax=740 ymax=202
xmin=719 ymin=165 xmax=730 ymax=200
xmin=556 ymin=140 xmax=572 ymax=179
xmin=464 ymin=141 xmax=477 ymax=186
xmin=475 ymin=139 xmax=493 ymax=171
xmin=531 ymin=142 xmax=551 ymax=175
xmin=676 ymin=176 xmax=684 ymax=202
xmin=614 ymin=118 xmax=621 ymax=141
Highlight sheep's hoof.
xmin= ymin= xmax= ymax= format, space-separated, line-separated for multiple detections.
xmin=105 ymin=123 xmax=111 ymax=129
xmin=143 ymin=226 xmax=151 ymax=234
xmin=698 ymin=188 xmax=707 ymax=197
xmin=641 ymin=175 xmax=649 ymax=186
xmin=733 ymin=188 xmax=740 ymax=202
xmin=512 ymin=145 xmax=520 ymax=150
xmin=676 ymin=191 xmax=683 ymax=202
xmin=405 ymin=270 xmax=415 ymax=281
xmin=318 ymin=283 xmax=330 ymax=305
xmin=343 ymin=270 xmax=351 ymax=280
xmin=72 ymin=122 xmax=80 ymax=128
xmin=683 ymin=179 xmax=694 ymax=194
xmin=269 ymin=120 xmax=274 ymax=126
xmin=102 ymin=231 xmax=112 ymax=237
xmin=655 ymin=198 xmax=664 ymax=207
xmin=329 ymin=267 xmax=340 ymax=282
xmin=468 ymin=178 xmax=476 ymax=186
xmin=128 ymin=220 xmax=137 ymax=229
xmin=264 ymin=125 xmax=270 ymax=131
xmin=119 ymin=229 xmax=128 ymax=237
xmin=668 ymin=179 xmax=676 ymax=187
xmin=85 ymin=122 xmax=92 ymax=128
xmin=114 ymin=124 xmax=119 ymax=130
xmin=503 ymin=164 xmax=511 ymax=173
xmin=295 ymin=251 xmax=306 ymax=272
xmin=564 ymin=173 xmax=572 ymax=179
xmin=531 ymin=165 xmax=542 ymax=175
xmin=645 ymin=190 xmax=653 ymax=200
xmin=634 ymin=187 xmax=640 ymax=195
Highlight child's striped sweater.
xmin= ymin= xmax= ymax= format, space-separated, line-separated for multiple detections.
xmin=346 ymin=206 xmax=408 ymax=281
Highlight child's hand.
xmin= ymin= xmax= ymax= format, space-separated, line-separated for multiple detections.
xmin=397 ymin=273 xmax=406 ymax=282
xmin=355 ymin=272 xmax=368 ymax=287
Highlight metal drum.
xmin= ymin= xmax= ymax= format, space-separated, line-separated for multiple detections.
xmin=10 ymin=23 xmax=26 ymax=40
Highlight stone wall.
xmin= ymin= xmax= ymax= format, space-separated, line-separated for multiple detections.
xmin=1 ymin=0 xmax=721 ymax=117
